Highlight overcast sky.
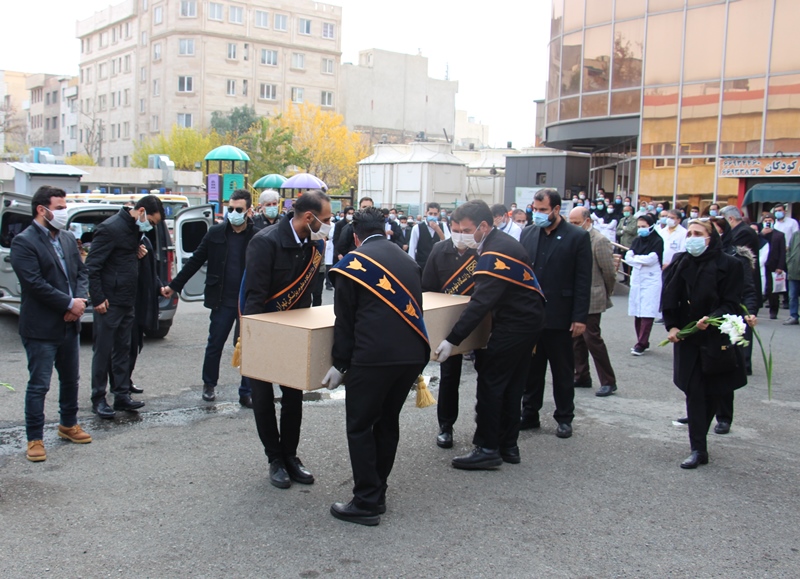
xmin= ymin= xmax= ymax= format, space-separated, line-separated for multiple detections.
xmin=0 ymin=0 xmax=550 ymax=148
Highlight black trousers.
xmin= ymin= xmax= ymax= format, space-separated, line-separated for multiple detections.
xmin=311 ymin=269 xmax=325 ymax=307
xmin=437 ymin=354 xmax=463 ymax=430
xmin=716 ymin=390 xmax=734 ymax=424
xmin=523 ymin=328 xmax=575 ymax=424
xmin=109 ymin=321 xmax=140 ymax=392
xmin=685 ymin=366 xmax=725 ymax=453
xmin=474 ymin=335 xmax=538 ymax=450
xmin=91 ymin=304 xmax=135 ymax=404
xmin=250 ymin=379 xmax=304 ymax=463
xmin=345 ymin=363 xmax=425 ymax=510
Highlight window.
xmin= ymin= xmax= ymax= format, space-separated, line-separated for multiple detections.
xmin=142 ymin=0 xmax=148 ymax=9
xmin=321 ymin=91 xmax=333 ymax=107
xmin=98 ymin=62 xmax=108 ymax=79
xmin=140 ymin=67 xmax=147 ymax=82
xmin=123 ymin=122 xmax=130 ymax=138
xmin=139 ymin=98 xmax=146 ymax=113
xmin=153 ymin=43 xmax=162 ymax=61
xmin=180 ymin=0 xmax=196 ymax=17
xmin=124 ymin=89 xmax=130 ymax=106
xmin=177 ymin=113 xmax=193 ymax=128
xmin=322 ymin=23 xmax=335 ymax=39
xmin=154 ymin=6 xmax=163 ymax=24
xmin=704 ymin=142 xmax=717 ymax=165
xmin=141 ymin=31 xmax=148 ymax=45
xmin=229 ymin=6 xmax=243 ymax=24
xmin=100 ymin=31 xmax=108 ymax=47
xmin=261 ymin=49 xmax=278 ymax=66
xmin=298 ymin=18 xmax=311 ymax=35
xmin=242 ymin=79 xmax=248 ymax=96
xmin=255 ymin=10 xmax=269 ymax=28
xmin=153 ymin=78 xmax=160 ymax=96
xmin=243 ymin=43 xmax=249 ymax=61
xmin=111 ymin=59 xmax=118 ymax=75
xmin=124 ymin=54 xmax=131 ymax=72
xmin=322 ymin=58 xmax=334 ymax=74
xmin=178 ymin=76 xmax=193 ymax=92
xmin=85 ymin=68 xmax=92 ymax=83
xmin=179 ymin=38 xmax=195 ymax=55
xmin=291 ymin=87 xmax=304 ymax=103
xmin=124 ymin=22 xmax=131 ymax=38
xmin=45 ymin=93 xmax=50 ymax=106
xmin=259 ymin=83 xmax=277 ymax=100
xmin=45 ymin=118 xmax=50 ymax=130
xmin=112 ymin=27 xmax=118 ymax=43
xmin=98 ymin=94 xmax=107 ymax=110
xmin=274 ymin=13 xmax=287 ymax=31
xmin=227 ymin=43 xmax=237 ymax=59
xmin=291 ymin=53 xmax=305 ymax=69
xmin=85 ymin=37 xmax=92 ymax=52
xmin=208 ymin=2 xmax=223 ymax=21
xmin=226 ymin=79 xmax=236 ymax=96
xmin=111 ymin=92 xmax=117 ymax=108
xmin=123 ymin=156 xmax=129 ymax=167
xmin=151 ymin=115 xmax=159 ymax=131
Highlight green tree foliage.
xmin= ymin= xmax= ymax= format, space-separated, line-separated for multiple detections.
xmin=240 ymin=116 xmax=309 ymax=179
xmin=132 ymin=126 xmax=228 ymax=170
xmin=210 ymin=106 xmax=260 ymax=136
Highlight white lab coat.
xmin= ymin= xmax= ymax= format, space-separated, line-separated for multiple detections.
xmin=624 ymin=249 xmax=662 ymax=318
xmin=325 ymin=221 xmax=336 ymax=266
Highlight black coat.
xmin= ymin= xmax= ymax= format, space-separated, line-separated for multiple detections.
xmin=730 ymin=221 xmax=762 ymax=303
xmin=252 ymin=213 xmax=281 ymax=232
xmin=397 ymin=224 xmax=412 ymax=248
xmin=421 ymin=239 xmax=477 ymax=295
xmin=332 ymin=236 xmax=430 ymax=369
xmin=761 ymin=229 xmax=787 ymax=295
xmin=85 ymin=208 xmax=141 ymax=308
xmin=519 ymin=218 xmax=592 ymax=331
xmin=10 ymin=222 xmax=89 ymax=339
xmin=169 ymin=220 xmax=254 ymax=310
xmin=334 ymin=222 xmax=357 ymax=259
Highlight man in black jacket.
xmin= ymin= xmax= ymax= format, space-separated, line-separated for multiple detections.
xmin=244 ymin=190 xmax=331 ymax=489
xmin=86 ymin=195 xmax=163 ymax=418
xmin=323 ymin=207 xmax=430 ymax=525
xmin=163 ymin=189 xmax=255 ymax=406
xmin=11 ymin=186 xmax=92 ymax=461
xmin=435 ymin=200 xmax=546 ymax=469
xmin=252 ymin=189 xmax=282 ymax=232
xmin=334 ymin=197 xmax=373 ymax=259
xmin=397 ymin=214 xmax=412 ymax=252
xmin=520 ymin=188 xmax=592 ymax=439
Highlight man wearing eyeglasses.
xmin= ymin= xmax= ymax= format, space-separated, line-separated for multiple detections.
xmin=162 ymin=189 xmax=255 ymax=407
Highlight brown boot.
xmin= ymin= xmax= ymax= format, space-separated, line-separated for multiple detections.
xmin=26 ymin=440 xmax=46 ymax=462
xmin=57 ymin=424 xmax=93 ymax=444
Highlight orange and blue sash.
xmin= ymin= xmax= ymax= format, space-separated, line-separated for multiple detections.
xmin=441 ymin=254 xmax=477 ymax=295
xmin=474 ymin=251 xmax=545 ymax=299
xmin=331 ymin=251 xmax=429 ymax=345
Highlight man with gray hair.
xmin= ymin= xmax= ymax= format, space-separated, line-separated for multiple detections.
xmin=253 ymin=189 xmax=282 ymax=231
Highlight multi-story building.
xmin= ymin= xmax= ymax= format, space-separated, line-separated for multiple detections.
xmin=454 ymin=110 xmax=490 ymax=150
xmin=544 ymin=0 xmax=800 ymax=211
xmin=340 ymin=49 xmax=458 ymax=145
xmin=0 ymin=70 xmax=29 ymax=155
xmin=25 ymin=74 xmax=80 ymax=156
xmin=76 ymin=0 xmax=342 ymax=166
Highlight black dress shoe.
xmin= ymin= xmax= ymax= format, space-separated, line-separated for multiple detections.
xmin=573 ymin=379 xmax=592 ymax=388
xmin=284 ymin=456 xmax=315 ymax=484
xmin=92 ymin=399 xmax=116 ymax=419
xmin=596 ymin=384 xmax=617 ymax=397
xmin=269 ymin=459 xmax=291 ymax=489
xmin=239 ymin=395 xmax=253 ymax=408
xmin=500 ymin=446 xmax=521 ymax=464
xmin=451 ymin=446 xmax=502 ymax=470
xmin=128 ymin=384 xmax=144 ymax=394
xmin=680 ymin=450 xmax=709 ymax=469
xmin=330 ymin=501 xmax=380 ymax=526
xmin=519 ymin=415 xmax=540 ymax=430
xmin=676 ymin=416 xmax=689 ymax=424
xmin=436 ymin=428 xmax=453 ymax=449
xmin=377 ymin=502 xmax=386 ymax=515
xmin=202 ymin=384 xmax=216 ymax=402
xmin=556 ymin=423 xmax=573 ymax=438
xmin=714 ymin=421 xmax=731 ymax=435
xmin=113 ymin=395 xmax=145 ymax=411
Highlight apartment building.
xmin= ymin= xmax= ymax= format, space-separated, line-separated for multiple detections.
xmin=24 ymin=74 xmax=80 ymax=156
xmin=76 ymin=0 xmax=342 ymax=166
xmin=0 ymin=70 xmax=29 ymax=154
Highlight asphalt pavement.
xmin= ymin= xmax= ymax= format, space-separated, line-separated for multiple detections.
xmin=1 ymin=288 xmax=799 ymax=578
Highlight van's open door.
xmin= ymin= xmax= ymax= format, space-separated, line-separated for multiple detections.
xmin=0 ymin=193 xmax=34 ymax=314
xmin=173 ymin=204 xmax=214 ymax=302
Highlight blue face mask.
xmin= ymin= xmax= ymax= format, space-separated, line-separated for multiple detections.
xmin=637 ymin=227 xmax=651 ymax=237
xmin=526 ymin=207 xmax=533 ymax=214
xmin=709 ymin=210 xmax=718 ymax=217
xmin=685 ymin=236 xmax=708 ymax=257
xmin=532 ymin=211 xmax=552 ymax=228
xmin=137 ymin=212 xmax=153 ymax=233
xmin=264 ymin=206 xmax=279 ymax=219
xmin=659 ymin=217 xmax=667 ymax=225
xmin=228 ymin=211 xmax=246 ymax=226
xmin=775 ymin=211 xmax=785 ymax=220
xmin=647 ymin=205 xmax=655 ymax=211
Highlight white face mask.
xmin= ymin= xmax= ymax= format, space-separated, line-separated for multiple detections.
xmin=309 ymin=214 xmax=331 ymax=240
xmin=45 ymin=207 xmax=69 ymax=230
xmin=666 ymin=218 xmax=677 ymax=228
xmin=345 ymin=214 xmax=353 ymax=222
xmin=450 ymin=231 xmax=470 ymax=250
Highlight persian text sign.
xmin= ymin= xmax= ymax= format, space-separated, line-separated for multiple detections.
xmin=719 ymin=157 xmax=800 ymax=178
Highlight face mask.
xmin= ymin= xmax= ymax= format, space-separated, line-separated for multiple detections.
xmin=427 ymin=215 xmax=439 ymax=224
xmin=45 ymin=208 xmax=69 ymax=230
xmin=441 ymin=212 xmax=447 ymax=218
xmin=685 ymin=236 xmax=708 ymax=257
xmin=709 ymin=210 xmax=718 ymax=217
xmin=637 ymin=227 xmax=651 ymax=237
xmin=775 ymin=211 xmax=785 ymax=220
xmin=228 ymin=210 xmax=246 ymax=226
xmin=526 ymin=207 xmax=532 ymax=214
xmin=590 ymin=205 xmax=596 ymax=211
xmin=345 ymin=214 xmax=353 ymax=222
xmin=137 ymin=212 xmax=154 ymax=233
xmin=658 ymin=217 xmax=667 ymax=226
xmin=690 ymin=211 xmax=698 ymax=219
xmin=597 ymin=204 xmax=604 ymax=210
xmin=264 ymin=206 xmax=279 ymax=219
xmin=647 ymin=205 xmax=655 ymax=211
xmin=666 ymin=218 xmax=677 ymax=228
xmin=615 ymin=199 xmax=622 ymax=204
xmin=450 ymin=232 xmax=469 ymax=250
xmin=462 ymin=230 xmax=480 ymax=249
xmin=532 ymin=211 xmax=552 ymax=228
xmin=400 ymin=222 xmax=408 ymax=229
xmin=579 ymin=195 xmax=586 ymax=200
xmin=656 ymin=207 xmax=663 ymax=214
xmin=623 ymin=211 xmax=631 ymax=218
xmin=309 ymin=214 xmax=331 ymax=240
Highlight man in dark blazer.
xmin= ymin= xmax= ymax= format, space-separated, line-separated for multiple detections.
xmin=760 ymin=214 xmax=787 ymax=319
xmin=397 ymin=214 xmax=412 ymax=252
xmin=520 ymin=188 xmax=592 ymax=438
xmin=86 ymin=195 xmax=164 ymax=418
xmin=334 ymin=197 xmax=373 ymax=259
xmin=11 ymin=186 xmax=92 ymax=462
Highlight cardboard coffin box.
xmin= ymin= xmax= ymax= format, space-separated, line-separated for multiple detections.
xmin=240 ymin=292 xmax=490 ymax=391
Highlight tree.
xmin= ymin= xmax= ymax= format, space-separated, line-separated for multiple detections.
xmin=239 ymin=116 xmax=309 ymax=179
xmin=0 ymin=101 xmax=26 ymax=154
xmin=65 ymin=153 xmax=96 ymax=166
xmin=132 ymin=126 xmax=228 ymax=170
xmin=210 ymin=105 xmax=260 ymax=136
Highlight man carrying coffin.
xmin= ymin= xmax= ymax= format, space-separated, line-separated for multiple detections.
xmin=434 ymin=200 xmax=546 ymax=470
xmin=242 ymin=190 xmax=331 ymax=489
xmin=323 ymin=207 xmax=430 ymax=526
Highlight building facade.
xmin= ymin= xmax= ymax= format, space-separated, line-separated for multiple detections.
xmin=76 ymin=0 xmax=342 ymax=166
xmin=0 ymin=71 xmax=29 ymax=155
xmin=545 ymin=0 xmax=800 ymax=211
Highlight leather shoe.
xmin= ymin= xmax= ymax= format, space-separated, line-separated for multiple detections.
xmin=128 ymin=384 xmax=144 ymax=394
xmin=451 ymin=446 xmax=502 ymax=470
xmin=92 ymin=399 xmax=116 ymax=419
xmin=573 ymin=379 xmax=592 ymax=388
xmin=113 ymin=395 xmax=145 ymax=411
xmin=377 ymin=502 xmax=386 ymax=515
xmin=284 ymin=456 xmax=314 ymax=484
xmin=519 ymin=414 xmax=540 ymax=430
xmin=330 ymin=501 xmax=380 ymax=526
xmin=269 ymin=459 xmax=291 ymax=489
xmin=556 ymin=423 xmax=573 ymax=438
xmin=202 ymin=384 xmax=216 ymax=401
xmin=500 ymin=446 xmax=521 ymax=464
xmin=436 ymin=427 xmax=453 ymax=449
xmin=714 ymin=421 xmax=731 ymax=435
xmin=239 ymin=395 xmax=253 ymax=408
xmin=596 ymin=384 xmax=617 ymax=397
xmin=676 ymin=416 xmax=689 ymax=424
xmin=680 ymin=450 xmax=709 ymax=469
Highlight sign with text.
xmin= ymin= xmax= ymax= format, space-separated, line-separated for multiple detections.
xmin=718 ymin=156 xmax=800 ymax=178
xmin=207 ymin=174 xmax=220 ymax=202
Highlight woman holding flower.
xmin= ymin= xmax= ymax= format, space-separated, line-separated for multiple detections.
xmin=661 ymin=219 xmax=747 ymax=469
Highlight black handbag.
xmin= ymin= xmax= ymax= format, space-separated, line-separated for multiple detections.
xmin=699 ymin=329 xmax=739 ymax=375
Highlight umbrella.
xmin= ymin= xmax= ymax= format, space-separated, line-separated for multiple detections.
xmin=252 ymin=174 xmax=287 ymax=189
xmin=280 ymin=173 xmax=327 ymax=190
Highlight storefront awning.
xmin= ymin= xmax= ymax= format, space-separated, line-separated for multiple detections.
xmin=743 ymin=183 xmax=800 ymax=205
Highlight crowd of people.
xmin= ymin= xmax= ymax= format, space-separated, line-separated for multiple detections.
xmin=11 ymin=183 xmax=798 ymax=526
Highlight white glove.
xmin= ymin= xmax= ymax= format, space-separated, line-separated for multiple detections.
xmin=321 ymin=366 xmax=344 ymax=390
xmin=435 ymin=340 xmax=454 ymax=363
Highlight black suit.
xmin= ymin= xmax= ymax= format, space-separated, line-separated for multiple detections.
xmin=334 ymin=222 xmax=357 ymax=258
xmin=11 ymin=221 xmax=88 ymax=440
xmin=397 ymin=224 xmax=412 ymax=249
xmin=332 ymin=236 xmax=429 ymax=511
xmin=519 ymin=218 xmax=592 ymax=426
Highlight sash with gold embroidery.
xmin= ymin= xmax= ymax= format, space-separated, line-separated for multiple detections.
xmin=332 ymin=252 xmax=429 ymax=344
xmin=441 ymin=254 xmax=478 ymax=295
xmin=474 ymin=251 xmax=545 ymax=298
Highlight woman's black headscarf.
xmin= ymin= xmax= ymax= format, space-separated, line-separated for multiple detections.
xmin=629 ymin=213 xmax=664 ymax=265
xmin=661 ymin=220 xmax=723 ymax=311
